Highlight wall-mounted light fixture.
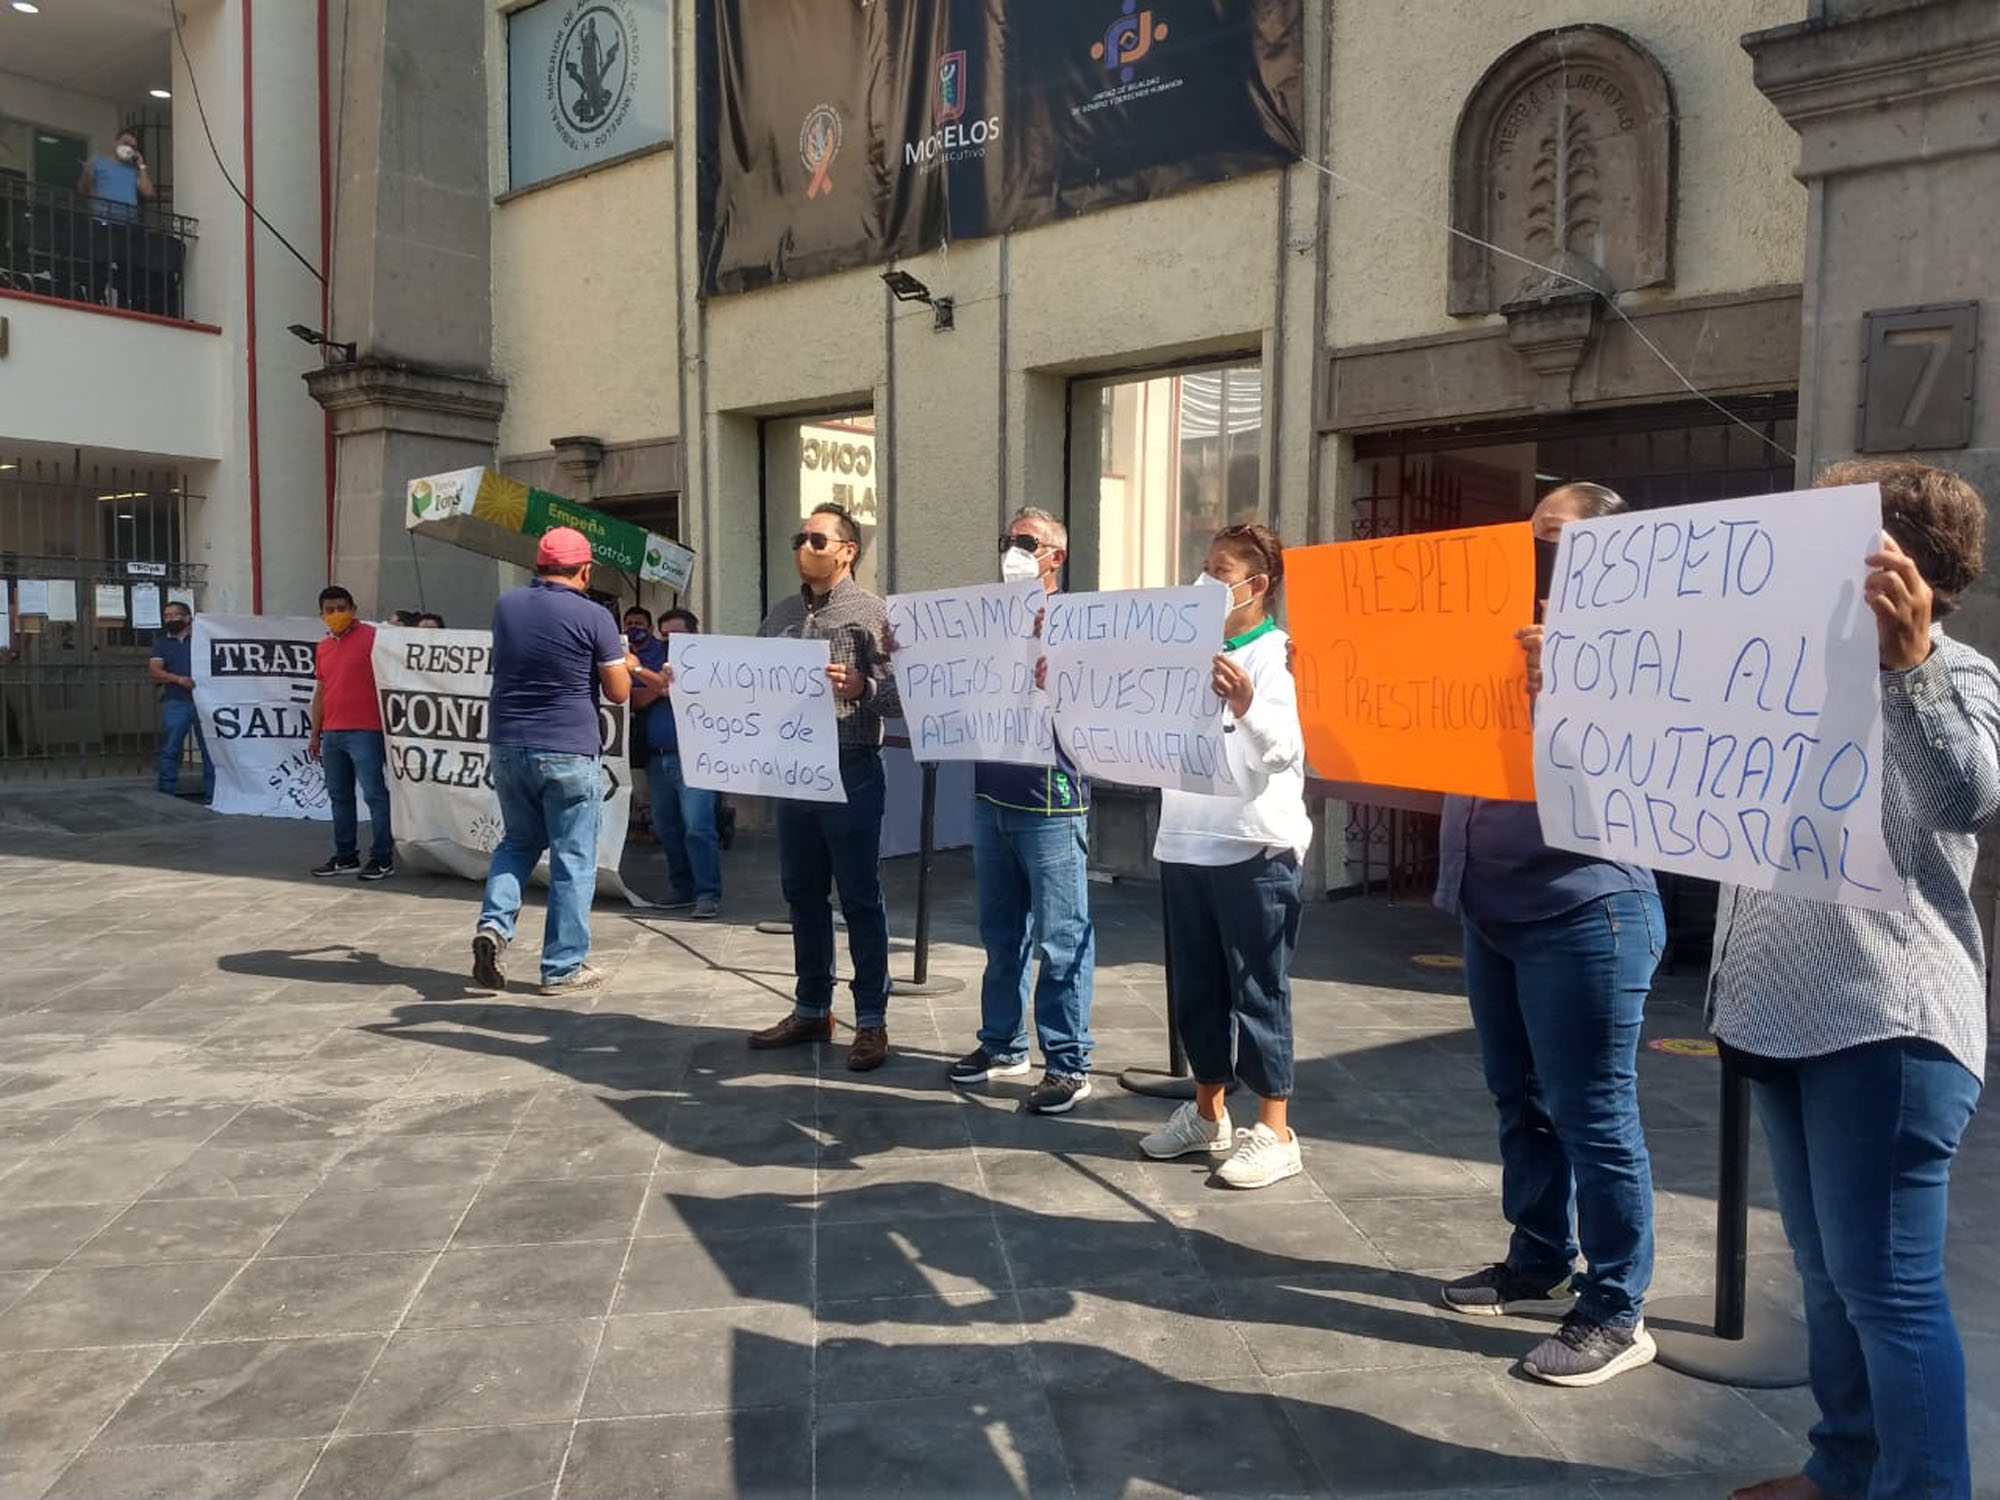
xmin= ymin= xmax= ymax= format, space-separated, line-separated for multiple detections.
xmin=286 ymin=324 xmax=356 ymax=363
xmin=881 ymin=269 xmax=954 ymax=332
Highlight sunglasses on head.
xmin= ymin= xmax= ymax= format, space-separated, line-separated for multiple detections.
xmin=998 ymin=533 xmax=1044 ymax=555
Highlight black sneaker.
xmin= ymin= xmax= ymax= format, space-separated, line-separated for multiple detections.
xmin=1023 ymin=1071 xmax=1093 ymax=1115
xmin=1520 ymin=1314 xmax=1657 ymax=1387
xmin=358 ymin=858 xmax=393 ymax=882
xmin=1440 ymin=1263 xmax=1574 ymax=1317
xmin=947 ymin=1047 xmax=1031 ymax=1086
xmin=312 ymin=855 xmax=361 ymax=878
xmin=471 ymin=927 xmax=509 ymax=990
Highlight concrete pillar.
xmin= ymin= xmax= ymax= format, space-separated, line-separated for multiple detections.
xmin=1745 ymin=0 xmax=2000 ymax=995
xmin=307 ymin=0 xmax=507 ymax=621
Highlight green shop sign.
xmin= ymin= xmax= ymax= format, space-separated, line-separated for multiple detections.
xmin=406 ymin=468 xmax=696 ymax=591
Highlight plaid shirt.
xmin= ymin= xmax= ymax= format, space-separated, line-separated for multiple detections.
xmin=1707 ymin=630 xmax=2000 ymax=1082
xmin=758 ymin=577 xmax=902 ymax=750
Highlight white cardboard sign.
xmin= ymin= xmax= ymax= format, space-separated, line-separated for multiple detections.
xmin=668 ymin=634 xmax=844 ymax=803
xmin=886 ymin=581 xmax=1053 ymax=765
xmin=1043 ymin=585 xmax=1236 ymax=796
xmin=192 ymin=614 xmax=331 ymax=821
xmin=1533 ymin=484 xmax=1902 ymax=911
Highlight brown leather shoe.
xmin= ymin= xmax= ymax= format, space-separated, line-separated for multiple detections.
xmin=847 ymin=1025 xmax=889 ymax=1071
xmin=1729 ymin=1476 xmax=1835 ymax=1500
xmin=746 ymin=1014 xmax=833 ymax=1050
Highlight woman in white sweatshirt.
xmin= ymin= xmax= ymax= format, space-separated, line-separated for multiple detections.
xmin=1139 ymin=523 xmax=1314 ymax=1189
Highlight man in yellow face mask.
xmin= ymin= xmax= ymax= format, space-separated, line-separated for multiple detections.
xmin=308 ymin=585 xmax=394 ymax=880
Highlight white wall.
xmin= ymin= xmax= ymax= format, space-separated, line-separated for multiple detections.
xmin=0 ymin=68 xmax=119 ymax=163
xmin=0 ymin=295 xmax=227 ymax=457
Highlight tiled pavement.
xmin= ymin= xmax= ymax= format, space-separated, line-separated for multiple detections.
xmin=0 ymin=785 xmax=1995 ymax=1500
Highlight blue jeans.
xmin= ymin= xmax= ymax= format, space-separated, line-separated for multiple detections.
xmin=478 ymin=746 xmax=604 ymax=984
xmin=648 ymin=750 xmax=721 ymax=901
xmin=319 ymin=729 xmax=393 ymax=863
xmin=1160 ymin=851 xmax=1303 ymax=1099
xmin=1461 ymin=889 xmax=1662 ymax=1327
xmin=776 ymin=750 xmax=889 ymax=1027
xmin=973 ymin=800 xmax=1095 ymax=1077
xmin=1754 ymin=1039 xmax=1980 ymax=1500
xmin=157 ymin=697 xmax=213 ymax=798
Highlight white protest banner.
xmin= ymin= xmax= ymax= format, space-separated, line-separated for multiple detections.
xmin=1043 ymin=586 xmax=1236 ymax=795
xmin=668 ymin=634 xmax=844 ymax=802
xmin=371 ymin=627 xmax=634 ymax=899
xmin=886 ymin=582 xmax=1052 ymax=765
xmin=1533 ymin=484 xmax=1901 ymax=911
xmin=132 ymin=585 xmax=162 ymax=631
xmin=193 ymin=614 xmax=330 ymax=820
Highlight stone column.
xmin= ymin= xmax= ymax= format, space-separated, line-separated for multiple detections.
xmin=1745 ymin=0 xmax=2000 ymax=990
xmin=306 ymin=0 xmax=507 ymax=621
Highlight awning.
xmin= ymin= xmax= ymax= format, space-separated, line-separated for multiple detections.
xmin=404 ymin=468 xmax=696 ymax=591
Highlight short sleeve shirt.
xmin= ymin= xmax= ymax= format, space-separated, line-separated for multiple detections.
xmin=150 ymin=630 xmax=193 ymax=701
xmin=488 ymin=580 xmax=625 ymax=756
xmin=316 ymin=623 xmax=383 ymax=732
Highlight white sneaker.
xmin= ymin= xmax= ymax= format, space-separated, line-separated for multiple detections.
xmin=1216 ymin=1123 xmax=1303 ymax=1189
xmin=1139 ymin=1101 xmax=1232 ymax=1160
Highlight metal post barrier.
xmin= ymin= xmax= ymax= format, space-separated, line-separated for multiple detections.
xmin=1650 ymin=1059 xmax=1808 ymax=1387
xmin=894 ymin=762 xmax=963 ymax=996
xmin=1119 ymin=877 xmax=1198 ymax=1099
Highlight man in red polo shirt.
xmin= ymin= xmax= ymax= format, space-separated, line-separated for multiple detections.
xmin=307 ymin=585 xmax=394 ymax=880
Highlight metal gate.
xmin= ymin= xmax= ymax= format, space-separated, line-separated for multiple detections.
xmin=0 ymin=451 xmax=205 ymax=782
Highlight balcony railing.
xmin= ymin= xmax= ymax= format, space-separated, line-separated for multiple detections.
xmin=0 ymin=176 xmax=197 ymax=322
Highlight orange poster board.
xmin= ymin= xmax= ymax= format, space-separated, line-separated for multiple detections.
xmin=1288 ymin=522 xmax=1537 ymax=800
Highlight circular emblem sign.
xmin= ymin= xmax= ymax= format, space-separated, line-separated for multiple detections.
xmin=800 ymin=104 xmax=842 ymax=199
xmin=548 ymin=2 xmax=635 ymax=149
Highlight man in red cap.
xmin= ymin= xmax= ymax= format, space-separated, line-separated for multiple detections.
xmin=471 ymin=526 xmax=635 ymax=995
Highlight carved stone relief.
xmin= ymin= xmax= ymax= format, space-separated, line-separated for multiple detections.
xmin=1449 ymin=25 xmax=1676 ymax=319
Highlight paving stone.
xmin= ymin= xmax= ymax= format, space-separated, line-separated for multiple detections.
xmin=315 ymin=1133 xmax=509 ymax=1192
xmin=450 ymin=1175 xmax=648 ymax=1247
xmin=0 ymin=1259 xmax=243 ymax=1350
xmin=41 ymin=1439 xmax=321 ymax=1500
xmin=1017 ymin=1279 xmax=1259 ymax=1389
xmin=814 ymin=1392 xmax=1069 ymax=1499
xmin=816 ymin=1294 xmax=1030 ymax=1402
xmin=2 ymin=1144 xmax=201 ymax=1207
xmin=97 ymin=1335 xmax=384 ymax=1446
xmin=814 ymin=1214 xmax=1011 ymax=1304
xmin=583 ymin=1307 xmax=814 ymax=1419
xmin=487 ymin=1126 xmax=663 ymax=1182
xmin=0 ymin=1344 xmax=170 ymax=1452
xmin=263 ymin=1183 xmax=479 ymax=1258
xmin=404 ymin=1241 xmax=626 ymax=1328
xmin=188 ymin=1251 xmax=434 ymax=1341
xmin=342 ymin=1320 xmax=599 ymax=1433
xmin=559 ymin=1410 xmax=811 ymax=1500
xmin=614 ymin=1227 xmax=814 ymax=1314
xmin=0 ymin=1202 xmax=125 ymax=1272
xmin=297 ymin=1424 xmax=569 ymax=1500
xmin=143 ymin=1142 xmax=352 ymax=1203
xmin=68 ymin=1197 xmax=292 ymax=1267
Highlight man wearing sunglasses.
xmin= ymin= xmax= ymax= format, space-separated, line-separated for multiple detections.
xmin=748 ymin=502 xmax=902 ymax=1070
xmin=946 ymin=508 xmax=1097 ymax=1114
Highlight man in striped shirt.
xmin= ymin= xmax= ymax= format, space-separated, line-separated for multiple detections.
xmin=1712 ymin=459 xmax=1997 ymax=1500
xmin=747 ymin=503 xmax=902 ymax=1071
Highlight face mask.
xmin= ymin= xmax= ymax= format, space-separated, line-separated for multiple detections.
xmin=1195 ymin=571 xmax=1258 ymax=611
xmin=323 ymin=610 xmax=355 ymax=635
xmin=1533 ymin=537 xmax=1560 ymax=624
xmin=116 ymin=143 xmax=138 ymax=163
xmin=1000 ymin=547 xmax=1043 ymax=584
xmin=627 ymin=626 xmax=652 ymax=648
xmin=165 ymin=617 xmax=190 ymax=634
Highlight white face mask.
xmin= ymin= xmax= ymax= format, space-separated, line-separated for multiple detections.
xmin=115 ymin=143 xmax=138 ymax=163
xmin=1000 ymin=547 xmax=1043 ymax=584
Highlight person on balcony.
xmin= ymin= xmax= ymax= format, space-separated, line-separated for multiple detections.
xmin=77 ymin=128 xmax=154 ymax=221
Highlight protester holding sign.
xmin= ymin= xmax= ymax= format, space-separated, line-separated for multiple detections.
xmin=470 ymin=528 xmax=635 ymax=996
xmin=1432 ymin=482 xmax=1664 ymax=1390
xmin=747 ymin=502 xmax=902 ymax=1071
xmin=1138 ymin=524 xmax=1312 ymax=1189
xmin=943 ymin=507 xmax=1098 ymax=1115
xmin=308 ymin=586 xmax=395 ymax=881
xmin=1713 ymin=461 xmax=1999 ymax=1500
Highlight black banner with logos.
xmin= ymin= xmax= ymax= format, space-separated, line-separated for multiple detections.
xmin=695 ymin=0 xmax=1305 ymax=296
